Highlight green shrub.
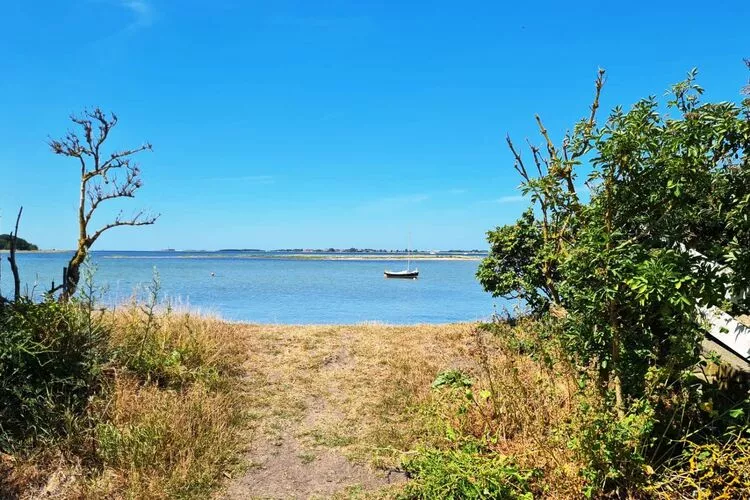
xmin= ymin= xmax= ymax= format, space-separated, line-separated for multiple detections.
xmin=0 ymin=298 xmax=108 ymax=452
xmin=401 ymin=444 xmax=537 ymax=499
xmin=477 ymin=67 xmax=750 ymax=497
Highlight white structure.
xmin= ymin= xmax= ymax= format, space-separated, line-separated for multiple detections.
xmin=701 ymin=306 xmax=750 ymax=363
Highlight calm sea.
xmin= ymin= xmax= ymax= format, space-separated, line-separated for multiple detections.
xmin=0 ymin=251 xmax=507 ymax=324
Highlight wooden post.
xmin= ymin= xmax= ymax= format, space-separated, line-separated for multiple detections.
xmin=8 ymin=207 xmax=23 ymax=302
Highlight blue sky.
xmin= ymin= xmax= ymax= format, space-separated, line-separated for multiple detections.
xmin=1 ymin=0 xmax=748 ymax=250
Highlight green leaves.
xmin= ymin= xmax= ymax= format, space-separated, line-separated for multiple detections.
xmin=401 ymin=445 xmax=538 ymax=499
xmin=482 ymin=66 xmax=749 ymax=409
xmin=477 ymin=209 xmax=553 ymax=312
xmin=478 ymin=64 xmax=750 ymax=499
xmin=432 ymin=369 xmax=474 ymax=390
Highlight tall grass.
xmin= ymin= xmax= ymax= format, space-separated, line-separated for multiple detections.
xmin=400 ymin=318 xmax=750 ymax=499
xmin=0 ymin=280 xmax=250 ymax=499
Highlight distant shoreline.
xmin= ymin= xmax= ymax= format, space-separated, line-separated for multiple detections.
xmin=1 ymin=250 xmax=485 ymax=261
xmin=102 ymin=253 xmax=482 ymax=261
xmin=0 ymin=249 xmax=70 ymax=254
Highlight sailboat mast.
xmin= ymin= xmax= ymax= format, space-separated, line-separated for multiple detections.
xmin=407 ymin=232 xmax=411 ymax=271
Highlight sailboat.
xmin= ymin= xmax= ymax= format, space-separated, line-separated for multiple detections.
xmin=384 ymin=234 xmax=419 ymax=279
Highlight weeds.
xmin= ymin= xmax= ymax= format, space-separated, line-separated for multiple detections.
xmin=648 ymin=429 xmax=750 ymax=498
xmin=403 ymin=319 xmax=583 ymax=498
xmin=401 ymin=444 xmax=537 ymax=499
xmin=1 ymin=270 xmax=250 ymax=499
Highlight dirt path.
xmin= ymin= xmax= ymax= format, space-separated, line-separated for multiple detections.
xmin=223 ymin=323 xmax=475 ymax=499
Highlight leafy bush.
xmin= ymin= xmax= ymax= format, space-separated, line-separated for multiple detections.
xmin=401 ymin=444 xmax=537 ymax=499
xmin=478 ymin=67 xmax=750 ymax=495
xmin=0 ymin=299 xmax=108 ymax=452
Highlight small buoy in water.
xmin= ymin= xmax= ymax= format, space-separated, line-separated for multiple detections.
xmin=210 ymin=272 xmax=216 ymax=277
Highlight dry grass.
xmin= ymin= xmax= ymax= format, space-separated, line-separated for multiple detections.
xmin=6 ymin=310 xmax=588 ymax=498
xmin=238 ymin=323 xmax=475 ymax=457
xmin=83 ymin=375 xmax=244 ymax=498
xmin=81 ymin=309 xmax=252 ymax=498
xmin=2 ymin=307 xmax=252 ymax=500
xmin=228 ymin=319 xmax=586 ymax=498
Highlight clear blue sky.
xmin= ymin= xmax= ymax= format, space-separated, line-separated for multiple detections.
xmin=1 ymin=1 xmax=748 ymax=250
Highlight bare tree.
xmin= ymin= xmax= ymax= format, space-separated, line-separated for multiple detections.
xmin=49 ymin=108 xmax=158 ymax=300
xmin=0 ymin=207 xmax=24 ymax=306
xmin=8 ymin=207 xmax=23 ymax=302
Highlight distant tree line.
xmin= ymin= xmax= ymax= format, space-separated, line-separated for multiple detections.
xmin=0 ymin=234 xmax=38 ymax=251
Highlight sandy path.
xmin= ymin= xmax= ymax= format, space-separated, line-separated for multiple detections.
xmin=223 ymin=325 xmax=436 ymax=499
xmin=222 ymin=323 xmax=475 ymax=499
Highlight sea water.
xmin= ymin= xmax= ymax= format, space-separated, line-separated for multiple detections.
xmin=0 ymin=251 xmax=508 ymax=324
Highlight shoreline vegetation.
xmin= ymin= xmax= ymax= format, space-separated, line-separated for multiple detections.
xmin=7 ymin=305 xmax=746 ymax=499
xmin=0 ymin=303 xmax=581 ymax=498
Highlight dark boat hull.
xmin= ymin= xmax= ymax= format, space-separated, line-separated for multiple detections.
xmin=384 ymin=270 xmax=419 ymax=279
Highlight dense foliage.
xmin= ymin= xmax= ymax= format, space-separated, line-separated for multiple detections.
xmin=0 ymin=299 xmax=106 ymax=452
xmin=477 ymin=68 xmax=750 ymax=495
xmin=0 ymin=234 xmax=38 ymax=251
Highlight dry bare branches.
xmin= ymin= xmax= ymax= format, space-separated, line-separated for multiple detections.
xmin=49 ymin=108 xmax=158 ymax=299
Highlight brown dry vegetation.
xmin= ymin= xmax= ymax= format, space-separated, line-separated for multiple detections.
xmin=2 ymin=309 xmax=251 ymax=500
xmin=225 ymin=319 xmax=586 ymax=498
xmin=4 ymin=312 xmax=590 ymax=499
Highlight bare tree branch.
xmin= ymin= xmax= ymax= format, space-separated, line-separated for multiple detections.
xmin=48 ymin=107 xmax=158 ymax=300
xmin=568 ymin=68 xmax=605 ymax=160
xmin=535 ymin=114 xmax=558 ymax=162
xmin=88 ymin=210 xmax=160 ymax=246
xmin=506 ymin=134 xmax=530 ymax=182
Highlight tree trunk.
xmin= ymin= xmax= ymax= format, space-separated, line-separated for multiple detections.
xmin=61 ymin=249 xmax=85 ymax=301
xmin=8 ymin=207 xmax=23 ymax=302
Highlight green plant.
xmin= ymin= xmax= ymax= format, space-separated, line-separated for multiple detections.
xmin=0 ymin=298 xmax=108 ymax=452
xmin=478 ymin=65 xmax=750 ymax=496
xmin=431 ymin=369 xmax=473 ymax=390
xmin=401 ymin=444 xmax=537 ymax=499
xmin=567 ymin=394 xmax=656 ymax=497
xmin=648 ymin=421 xmax=750 ymax=499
